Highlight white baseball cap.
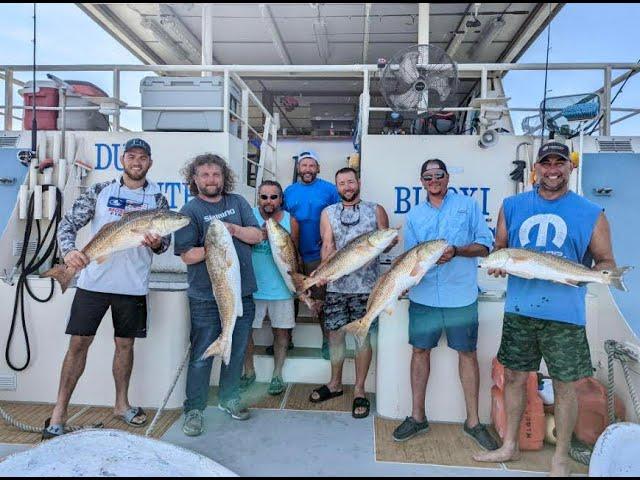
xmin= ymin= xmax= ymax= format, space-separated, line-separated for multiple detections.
xmin=297 ymin=150 xmax=320 ymax=163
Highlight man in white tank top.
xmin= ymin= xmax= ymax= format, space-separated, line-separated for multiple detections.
xmin=308 ymin=168 xmax=397 ymax=419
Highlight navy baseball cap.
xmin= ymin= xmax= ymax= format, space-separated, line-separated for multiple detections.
xmin=124 ymin=138 xmax=151 ymax=156
xmin=537 ymin=142 xmax=569 ymax=162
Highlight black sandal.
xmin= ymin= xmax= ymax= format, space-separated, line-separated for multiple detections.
xmin=352 ymin=397 xmax=370 ymax=419
xmin=309 ymin=385 xmax=344 ymax=403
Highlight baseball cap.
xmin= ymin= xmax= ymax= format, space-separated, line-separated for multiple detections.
xmin=124 ymin=138 xmax=151 ymax=156
xmin=297 ymin=150 xmax=319 ymax=163
xmin=420 ymin=158 xmax=448 ymax=175
xmin=537 ymin=141 xmax=569 ymax=162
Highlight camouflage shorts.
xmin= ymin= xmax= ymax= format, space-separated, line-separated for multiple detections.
xmin=323 ymin=292 xmax=370 ymax=331
xmin=497 ymin=312 xmax=593 ymax=383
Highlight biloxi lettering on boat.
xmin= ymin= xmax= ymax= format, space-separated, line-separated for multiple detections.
xmin=94 ymin=142 xmax=192 ymax=209
xmin=394 ymin=185 xmax=494 ymax=235
xmin=394 ymin=185 xmax=491 ymax=215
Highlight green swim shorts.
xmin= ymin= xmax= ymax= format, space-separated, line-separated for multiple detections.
xmin=497 ymin=312 xmax=593 ymax=383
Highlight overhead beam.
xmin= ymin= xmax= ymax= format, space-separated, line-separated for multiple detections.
xmin=259 ymin=4 xmax=292 ymax=65
xmin=418 ymin=3 xmax=430 ymax=45
xmin=76 ymin=3 xmax=165 ymax=65
xmin=141 ymin=17 xmax=190 ymax=63
xmin=362 ymin=4 xmax=372 ymax=64
xmin=497 ymin=3 xmax=563 ymax=64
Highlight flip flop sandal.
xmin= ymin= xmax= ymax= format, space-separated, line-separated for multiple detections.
xmin=115 ymin=406 xmax=147 ymax=428
xmin=352 ymin=397 xmax=370 ymax=419
xmin=42 ymin=417 xmax=65 ymax=440
xmin=309 ymin=385 xmax=344 ymax=403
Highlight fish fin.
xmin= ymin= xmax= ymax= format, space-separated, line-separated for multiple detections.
xmin=607 ymin=266 xmax=633 ymax=292
xmin=384 ymin=306 xmax=394 ymax=316
xmin=514 ymin=271 xmax=536 ymax=280
xmin=552 ymin=279 xmax=580 ymax=288
xmin=40 ymin=264 xmax=77 ymax=294
xmin=291 ymin=271 xmax=311 ymax=293
xmin=201 ymin=334 xmax=232 ymax=365
xmin=409 ymin=264 xmax=426 ymax=277
xmin=95 ymin=255 xmax=110 ymax=264
xmin=341 ymin=317 xmax=371 ymax=350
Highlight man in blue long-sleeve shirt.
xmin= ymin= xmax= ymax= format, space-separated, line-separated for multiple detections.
xmin=392 ymin=158 xmax=498 ymax=451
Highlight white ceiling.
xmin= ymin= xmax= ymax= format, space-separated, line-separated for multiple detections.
xmin=77 ymin=3 xmax=564 ymax=134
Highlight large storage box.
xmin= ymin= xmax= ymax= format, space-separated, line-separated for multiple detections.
xmin=20 ymin=80 xmax=59 ymax=130
xmin=57 ymin=80 xmax=110 ymax=131
xmin=140 ymin=76 xmax=241 ymax=132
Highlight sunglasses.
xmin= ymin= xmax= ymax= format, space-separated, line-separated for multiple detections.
xmin=421 ymin=172 xmax=446 ymax=182
xmin=260 ymin=194 xmax=280 ymax=200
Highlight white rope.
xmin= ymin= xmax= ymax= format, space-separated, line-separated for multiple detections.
xmin=145 ymin=345 xmax=191 ymax=437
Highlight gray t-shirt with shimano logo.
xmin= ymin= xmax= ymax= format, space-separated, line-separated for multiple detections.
xmin=174 ymin=194 xmax=260 ymax=300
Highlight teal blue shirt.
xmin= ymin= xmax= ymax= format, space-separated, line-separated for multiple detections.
xmin=251 ymin=208 xmax=294 ymax=300
xmin=404 ymin=191 xmax=494 ymax=307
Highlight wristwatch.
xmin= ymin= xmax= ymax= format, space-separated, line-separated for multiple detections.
xmin=451 ymin=245 xmax=458 ymax=257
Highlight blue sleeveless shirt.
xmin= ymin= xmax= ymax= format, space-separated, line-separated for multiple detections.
xmin=503 ymin=188 xmax=602 ymax=326
xmin=251 ymin=208 xmax=294 ymax=300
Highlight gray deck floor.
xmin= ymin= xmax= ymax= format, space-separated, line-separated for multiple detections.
xmin=0 ymin=407 xmax=557 ymax=476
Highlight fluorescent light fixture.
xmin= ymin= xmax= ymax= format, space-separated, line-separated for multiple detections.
xmin=141 ymin=17 xmax=189 ymax=63
xmin=468 ymin=17 xmax=506 ymax=59
xmin=313 ymin=19 xmax=330 ymax=63
xmin=158 ymin=5 xmax=201 ymax=63
xmin=259 ymin=4 xmax=292 ymax=65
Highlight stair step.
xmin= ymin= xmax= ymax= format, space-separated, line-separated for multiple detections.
xmin=254 ymin=345 xmax=355 ymax=359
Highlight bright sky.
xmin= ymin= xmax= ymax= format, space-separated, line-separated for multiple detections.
xmin=1 ymin=3 xmax=639 ymax=135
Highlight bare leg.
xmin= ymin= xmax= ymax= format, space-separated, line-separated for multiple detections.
xmin=474 ymin=368 xmax=528 ymax=462
xmin=458 ymin=350 xmax=480 ymax=427
xmin=310 ymin=328 xmax=345 ymax=401
xmin=410 ymin=348 xmax=431 ymax=422
xmin=549 ymin=379 xmax=578 ymax=477
xmin=243 ymin=332 xmax=256 ymax=377
xmin=50 ymin=336 xmax=94 ymax=425
xmin=272 ymin=328 xmax=289 ymax=378
xmin=353 ymin=334 xmax=372 ymax=416
xmin=113 ymin=337 xmax=145 ymax=423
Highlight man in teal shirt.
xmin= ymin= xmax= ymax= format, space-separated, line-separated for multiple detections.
xmin=392 ymin=159 xmax=498 ymax=451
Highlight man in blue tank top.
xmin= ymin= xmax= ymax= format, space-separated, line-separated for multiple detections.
xmin=283 ymin=150 xmax=340 ymax=359
xmin=241 ymin=180 xmax=299 ymax=397
xmin=474 ymin=142 xmax=621 ymax=476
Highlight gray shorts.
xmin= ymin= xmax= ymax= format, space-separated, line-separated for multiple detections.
xmin=323 ymin=292 xmax=369 ymax=331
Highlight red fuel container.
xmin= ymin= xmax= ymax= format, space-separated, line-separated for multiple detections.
xmin=573 ymin=376 xmax=626 ymax=445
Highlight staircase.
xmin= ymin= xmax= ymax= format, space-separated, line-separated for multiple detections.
xmin=211 ymin=303 xmax=377 ymax=392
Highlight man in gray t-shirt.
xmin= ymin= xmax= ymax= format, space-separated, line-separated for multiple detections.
xmin=174 ymin=154 xmax=261 ymax=435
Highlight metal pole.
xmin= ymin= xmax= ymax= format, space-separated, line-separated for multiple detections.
xmin=480 ymin=67 xmax=488 ymax=99
xmin=418 ymin=4 xmax=430 ymax=45
xmin=603 ymin=66 xmax=612 ymax=136
xmin=361 ymin=69 xmax=370 ymax=145
xmin=223 ymin=69 xmax=229 ymax=134
xmin=201 ymin=3 xmax=214 ymax=77
xmin=113 ymin=68 xmax=120 ymax=131
xmin=3 ymin=69 xmax=13 ymax=130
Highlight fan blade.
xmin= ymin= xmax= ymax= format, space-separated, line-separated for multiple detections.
xmin=389 ymin=89 xmax=421 ymax=111
xmin=423 ymin=75 xmax=452 ymax=102
xmin=397 ymin=52 xmax=420 ymax=84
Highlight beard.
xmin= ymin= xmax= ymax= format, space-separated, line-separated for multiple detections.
xmin=299 ymin=171 xmax=317 ymax=184
xmin=539 ymin=176 xmax=567 ymax=192
xmin=198 ymin=184 xmax=223 ymax=198
xmin=261 ymin=204 xmax=278 ymax=216
xmin=339 ymin=187 xmax=360 ymax=202
xmin=124 ymin=166 xmax=149 ymax=181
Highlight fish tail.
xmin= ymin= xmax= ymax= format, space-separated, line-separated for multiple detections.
xmin=342 ymin=316 xmax=371 ymax=350
xmin=290 ymin=271 xmax=312 ymax=293
xmin=201 ymin=335 xmax=232 ymax=365
xmin=40 ymin=264 xmax=76 ymax=294
xmin=609 ymin=266 xmax=633 ymax=292
xmin=299 ymin=292 xmax=322 ymax=316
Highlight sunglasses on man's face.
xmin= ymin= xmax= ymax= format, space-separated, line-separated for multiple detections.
xmin=421 ymin=172 xmax=446 ymax=182
xmin=260 ymin=194 xmax=280 ymax=200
